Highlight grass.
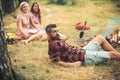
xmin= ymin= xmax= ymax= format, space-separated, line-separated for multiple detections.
xmin=3 ymin=0 xmax=120 ymax=80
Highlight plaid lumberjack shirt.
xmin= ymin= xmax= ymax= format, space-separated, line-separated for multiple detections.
xmin=48 ymin=39 xmax=86 ymax=62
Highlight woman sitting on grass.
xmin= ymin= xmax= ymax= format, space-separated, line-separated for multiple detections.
xmin=29 ymin=2 xmax=48 ymax=41
xmin=29 ymin=2 xmax=66 ymax=41
xmin=16 ymin=2 xmax=43 ymax=44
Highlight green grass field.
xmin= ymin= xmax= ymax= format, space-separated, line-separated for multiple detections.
xmin=4 ymin=0 xmax=120 ymax=80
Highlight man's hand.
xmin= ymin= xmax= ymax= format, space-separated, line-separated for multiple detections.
xmin=74 ymin=61 xmax=82 ymax=67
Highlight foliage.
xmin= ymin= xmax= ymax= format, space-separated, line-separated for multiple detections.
xmin=48 ymin=0 xmax=78 ymax=6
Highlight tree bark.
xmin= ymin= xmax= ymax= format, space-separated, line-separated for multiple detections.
xmin=2 ymin=0 xmax=15 ymax=14
xmin=0 ymin=1 xmax=15 ymax=80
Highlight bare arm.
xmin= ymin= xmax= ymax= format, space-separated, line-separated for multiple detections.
xmin=56 ymin=61 xmax=82 ymax=67
xmin=17 ymin=20 xmax=29 ymax=38
xmin=30 ymin=18 xmax=41 ymax=30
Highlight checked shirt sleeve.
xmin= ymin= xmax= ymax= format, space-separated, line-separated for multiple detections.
xmin=49 ymin=41 xmax=63 ymax=62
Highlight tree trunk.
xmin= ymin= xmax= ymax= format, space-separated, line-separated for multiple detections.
xmin=0 ymin=1 xmax=15 ymax=80
xmin=2 ymin=0 xmax=15 ymax=14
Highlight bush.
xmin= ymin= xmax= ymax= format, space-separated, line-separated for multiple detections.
xmin=48 ymin=0 xmax=77 ymax=6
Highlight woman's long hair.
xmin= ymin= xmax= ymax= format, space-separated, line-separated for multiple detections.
xmin=30 ymin=2 xmax=41 ymax=24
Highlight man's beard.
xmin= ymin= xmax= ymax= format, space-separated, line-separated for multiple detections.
xmin=51 ymin=34 xmax=61 ymax=40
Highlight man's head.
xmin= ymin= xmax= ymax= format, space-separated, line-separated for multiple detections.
xmin=46 ymin=24 xmax=60 ymax=40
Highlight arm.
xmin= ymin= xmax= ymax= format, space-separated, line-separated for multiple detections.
xmin=30 ymin=17 xmax=41 ymax=30
xmin=56 ymin=61 xmax=82 ymax=67
xmin=61 ymin=36 xmax=70 ymax=42
xmin=17 ymin=20 xmax=29 ymax=38
xmin=51 ymin=41 xmax=82 ymax=67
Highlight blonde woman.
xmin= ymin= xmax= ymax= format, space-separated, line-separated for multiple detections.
xmin=16 ymin=2 xmax=43 ymax=43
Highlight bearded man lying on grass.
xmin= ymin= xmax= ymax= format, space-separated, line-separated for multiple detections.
xmin=45 ymin=24 xmax=120 ymax=67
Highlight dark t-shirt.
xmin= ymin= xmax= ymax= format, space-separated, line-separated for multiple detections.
xmin=48 ymin=39 xmax=85 ymax=62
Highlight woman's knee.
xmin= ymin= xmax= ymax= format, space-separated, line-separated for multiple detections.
xmin=36 ymin=31 xmax=43 ymax=36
